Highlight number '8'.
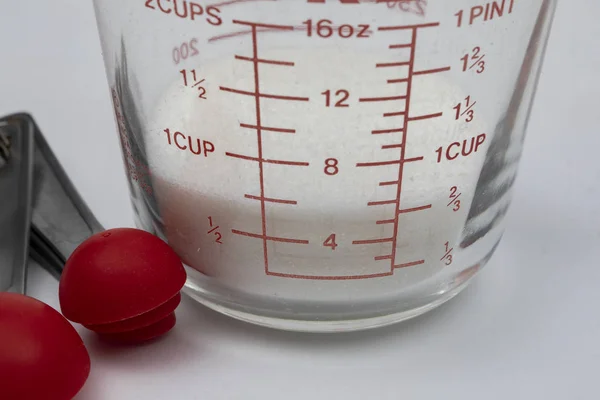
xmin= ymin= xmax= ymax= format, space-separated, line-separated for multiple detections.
xmin=324 ymin=158 xmax=339 ymax=175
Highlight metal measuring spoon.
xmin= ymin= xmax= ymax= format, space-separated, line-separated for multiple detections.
xmin=0 ymin=114 xmax=103 ymax=293
xmin=0 ymin=116 xmax=34 ymax=294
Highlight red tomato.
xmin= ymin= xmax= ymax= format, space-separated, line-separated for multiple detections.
xmin=0 ymin=293 xmax=90 ymax=400
xmin=59 ymin=228 xmax=186 ymax=325
xmin=99 ymin=313 xmax=177 ymax=344
xmin=85 ymin=293 xmax=181 ymax=334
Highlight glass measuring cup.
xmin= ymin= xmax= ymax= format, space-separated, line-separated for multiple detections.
xmin=92 ymin=0 xmax=556 ymax=332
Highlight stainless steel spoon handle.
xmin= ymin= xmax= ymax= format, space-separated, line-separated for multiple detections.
xmin=0 ymin=113 xmax=104 ymax=292
xmin=0 ymin=115 xmax=34 ymax=294
xmin=27 ymin=114 xmax=104 ymax=277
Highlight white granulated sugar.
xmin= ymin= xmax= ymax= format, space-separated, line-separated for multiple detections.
xmin=145 ymin=48 xmax=489 ymax=301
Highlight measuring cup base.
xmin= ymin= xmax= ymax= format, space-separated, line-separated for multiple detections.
xmin=181 ymin=268 xmax=477 ymax=333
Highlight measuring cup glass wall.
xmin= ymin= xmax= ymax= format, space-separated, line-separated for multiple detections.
xmin=93 ymin=0 xmax=556 ymax=332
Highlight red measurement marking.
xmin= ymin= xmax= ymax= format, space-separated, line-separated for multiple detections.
xmin=447 ymin=192 xmax=462 ymax=206
xmin=225 ymin=153 xmax=259 ymax=162
xmin=302 ymin=19 xmax=373 ymax=39
xmin=322 ymin=89 xmax=350 ymax=107
xmin=379 ymin=180 xmax=399 ymax=186
xmin=209 ymin=0 xmax=276 ymax=8
xmin=145 ymin=0 xmax=222 ymax=24
xmin=233 ymin=20 xmax=294 ymax=30
xmin=375 ymin=255 xmax=393 ymax=261
xmin=306 ymin=0 xmax=360 ymax=4
xmin=398 ymin=204 xmax=432 ymax=214
xmin=404 ymin=156 xmax=424 ymax=163
xmin=226 ymin=24 xmax=306 ymax=276
xmin=394 ymin=260 xmax=425 ymax=269
xmin=240 ymin=123 xmax=295 ymax=134
xmin=408 ymin=112 xmax=443 ymax=122
xmin=212 ymin=19 xmax=373 ymax=43
xmin=436 ymin=134 xmax=486 ymax=163
xmin=455 ymin=1 xmax=517 ymax=27
xmin=383 ymin=111 xmax=406 ymax=117
xmin=376 ymin=0 xmax=427 ymax=16
xmin=359 ymin=95 xmax=407 ymax=102
xmin=387 ymin=78 xmax=409 ymax=84
xmin=414 ymin=66 xmax=451 ymax=76
xmin=323 ymin=234 xmax=338 ymax=250
xmin=226 ymin=152 xmax=310 ymax=166
xmin=447 ymin=186 xmax=462 ymax=211
xmin=234 ymin=55 xmax=294 ymax=66
xmin=352 ymin=237 xmax=394 ymax=245
xmin=180 ymin=70 xmax=207 ymax=99
xmin=209 ymin=29 xmax=255 ymax=42
xmin=372 ymin=127 xmax=404 ymax=135
xmin=376 ymin=61 xmax=410 ymax=68
xmin=207 ymin=216 xmax=223 ymax=244
xmin=368 ymin=199 xmax=397 ymax=206
xmin=389 ymin=26 xmax=417 ymax=275
xmin=461 ymin=47 xmax=487 ymax=74
xmin=389 ymin=43 xmax=412 ymax=49
xmin=245 ymin=194 xmax=297 ymax=205
xmin=220 ymin=86 xmax=310 ymax=102
xmin=249 ymin=26 xmax=270 ymax=274
xmin=208 ymin=25 xmax=306 ymax=43
xmin=356 ymin=159 xmax=401 ymax=168
xmin=232 ymin=229 xmax=309 ymax=244
xmin=378 ymin=22 xmax=440 ymax=31
xmin=173 ymin=38 xmax=199 ymax=65
xmin=454 ymin=96 xmax=476 ymax=122
xmin=441 ymin=244 xmax=453 ymax=261
xmin=381 ymin=143 xmax=403 ymax=150
xmin=267 ymin=159 xmax=310 ymax=166
xmin=471 ymin=54 xmax=485 ymax=69
xmin=376 ymin=219 xmax=395 ymax=225
xmin=267 ymin=271 xmax=394 ymax=281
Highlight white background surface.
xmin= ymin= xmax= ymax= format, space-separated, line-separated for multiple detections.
xmin=2 ymin=1 xmax=600 ymax=399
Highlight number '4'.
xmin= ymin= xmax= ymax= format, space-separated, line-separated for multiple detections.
xmin=323 ymin=234 xmax=338 ymax=250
